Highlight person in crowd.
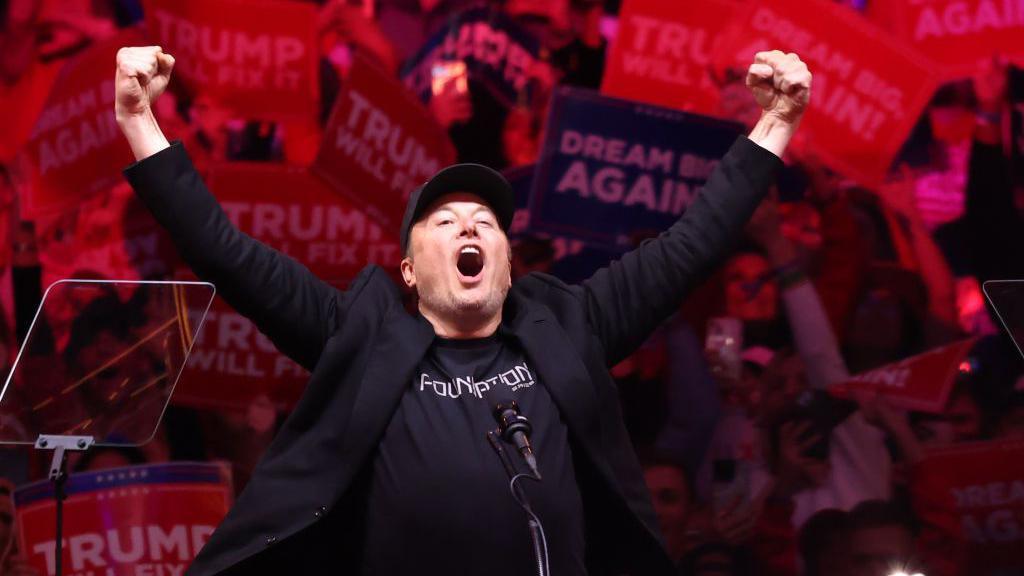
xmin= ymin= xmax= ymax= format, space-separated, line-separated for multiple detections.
xmin=643 ymin=455 xmax=695 ymax=565
xmin=936 ymin=56 xmax=1024 ymax=286
xmin=655 ymin=318 xmax=723 ymax=485
xmin=550 ymin=0 xmax=606 ymax=89
xmin=878 ymin=172 xmax=960 ymax=346
xmin=0 ymin=479 xmax=39 ymax=576
xmin=195 ymin=394 xmax=281 ymax=495
xmin=843 ymin=277 xmax=928 ymax=373
xmin=683 ymin=191 xmax=894 ymax=573
xmin=746 ymin=194 xmax=892 ymax=523
xmin=846 ymin=500 xmax=922 ymax=576
xmin=867 ymin=335 xmax=1024 ymax=463
xmin=780 ymin=159 xmax=869 ymax=340
xmin=72 ymin=445 xmax=147 ymax=472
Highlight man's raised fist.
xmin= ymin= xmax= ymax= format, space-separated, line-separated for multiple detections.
xmin=745 ymin=51 xmax=812 ymax=126
xmin=115 ymin=46 xmax=175 ymax=122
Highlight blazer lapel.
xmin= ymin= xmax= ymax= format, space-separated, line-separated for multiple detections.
xmin=338 ymin=308 xmax=434 ymax=468
xmin=504 ymin=298 xmax=624 ymax=500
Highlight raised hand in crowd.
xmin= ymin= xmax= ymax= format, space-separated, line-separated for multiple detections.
xmin=318 ymin=0 xmax=399 ymax=74
xmin=746 ymin=192 xmax=797 ymax=269
xmin=711 ymin=490 xmax=768 ymax=547
xmin=771 ymin=420 xmax=829 ymax=496
xmin=856 ymin=391 xmax=924 ymax=464
xmin=114 ymin=46 xmax=175 ymax=160
xmin=882 ymin=166 xmax=959 ymax=341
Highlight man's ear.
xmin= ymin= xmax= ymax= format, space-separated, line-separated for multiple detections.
xmin=507 ymin=245 xmax=513 ymax=288
xmin=400 ymin=256 xmax=416 ymax=288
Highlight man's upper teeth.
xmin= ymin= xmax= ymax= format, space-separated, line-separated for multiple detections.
xmin=461 ymin=247 xmax=480 ymax=254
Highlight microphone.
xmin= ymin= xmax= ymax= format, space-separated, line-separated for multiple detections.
xmin=493 ymin=400 xmax=542 ymax=479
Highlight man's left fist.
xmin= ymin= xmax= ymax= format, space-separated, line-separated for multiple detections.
xmin=745 ymin=51 xmax=811 ymax=125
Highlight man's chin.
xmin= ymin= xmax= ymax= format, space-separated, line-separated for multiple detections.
xmin=453 ymin=295 xmax=492 ymax=313
xmin=453 ymin=288 xmax=505 ymax=315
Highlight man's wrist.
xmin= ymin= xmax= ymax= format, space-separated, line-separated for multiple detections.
xmin=116 ymin=110 xmax=171 ymax=161
xmin=747 ymin=112 xmax=799 ymax=159
xmin=776 ymin=261 xmax=807 ymax=290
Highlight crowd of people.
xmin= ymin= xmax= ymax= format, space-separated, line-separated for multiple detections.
xmin=1 ymin=0 xmax=1023 ymax=575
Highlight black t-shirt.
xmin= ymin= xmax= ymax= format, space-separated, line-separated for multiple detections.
xmin=360 ymin=334 xmax=587 ymax=575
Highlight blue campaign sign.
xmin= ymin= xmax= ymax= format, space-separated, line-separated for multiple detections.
xmin=502 ymin=163 xmax=534 ymax=238
xmin=502 ymin=162 xmax=622 ymax=284
xmin=529 ymin=87 xmax=744 ymax=248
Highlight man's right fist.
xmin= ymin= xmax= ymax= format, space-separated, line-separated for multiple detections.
xmin=115 ymin=46 xmax=175 ymax=121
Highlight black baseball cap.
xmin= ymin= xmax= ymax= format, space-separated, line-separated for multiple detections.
xmin=400 ymin=163 xmax=516 ymax=254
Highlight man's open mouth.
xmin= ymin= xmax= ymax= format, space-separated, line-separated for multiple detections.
xmin=456 ymin=245 xmax=484 ymax=279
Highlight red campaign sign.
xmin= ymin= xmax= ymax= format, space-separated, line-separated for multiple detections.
xmin=0 ymin=60 xmax=62 ymax=164
xmin=313 ymin=55 xmax=456 ymax=230
xmin=20 ymin=29 xmax=143 ymax=218
xmin=601 ymin=0 xmax=738 ymax=116
xmin=910 ymin=441 xmax=1024 ymax=576
xmin=15 ymin=462 xmax=232 ymax=576
xmin=867 ymin=0 xmax=1024 ymax=79
xmin=174 ymin=163 xmax=401 ymax=412
xmin=180 ymin=296 xmax=309 ymax=412
xmin=831 ymin=338 xmax=977 ymax=413
xmin=144 ymin=0 xmax=319 ymax=121
xmin=715 ymin=0 xmax=940 ymax=186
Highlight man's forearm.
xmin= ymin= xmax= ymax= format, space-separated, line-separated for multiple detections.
xmin=746 ymin=113 xmax=797 ymax=159
xmin=117 ymin=111 xmax=171 ymax=162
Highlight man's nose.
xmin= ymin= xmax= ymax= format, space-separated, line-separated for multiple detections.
xmin=458 ymin=220 xmax=478 ymax=237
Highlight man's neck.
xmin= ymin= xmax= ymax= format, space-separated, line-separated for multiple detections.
xmin=419 ymin=305 xmax=501 ymax=339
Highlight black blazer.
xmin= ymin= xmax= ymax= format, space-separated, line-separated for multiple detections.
xmin=124 ymin=136 xmax=780 ymax=575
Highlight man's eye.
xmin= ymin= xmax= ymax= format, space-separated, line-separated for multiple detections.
xmin=476 ymin=220 xmax=493 ymax=227
xmin=438 ymin=219 xmax=453 ymax=226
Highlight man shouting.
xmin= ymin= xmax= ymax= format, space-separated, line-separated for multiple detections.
xmin=115 ymin=43 xmax=810 ymax=575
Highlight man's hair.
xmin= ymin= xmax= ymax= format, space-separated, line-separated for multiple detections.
xmin=847 ymin=499 xmax=917 ymax=535
xmin=63 ymin=293 xmax=132 ymax=369
xmin=636 ymin=448 xmax=694 ymax=501
xmin=73 ymin=445 xmax=148 ymax=473
xmin=798 ymin=508 xmax=851 ymax=576
xmin=679 ymin=542 xmax=755 ymax=576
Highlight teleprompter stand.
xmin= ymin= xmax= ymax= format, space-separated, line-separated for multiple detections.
xmin=0 ymin=280 xmax=215 ymax=576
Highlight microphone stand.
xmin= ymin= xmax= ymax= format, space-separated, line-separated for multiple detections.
xmin=487 ymin=430 xmax=548 ymax=576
